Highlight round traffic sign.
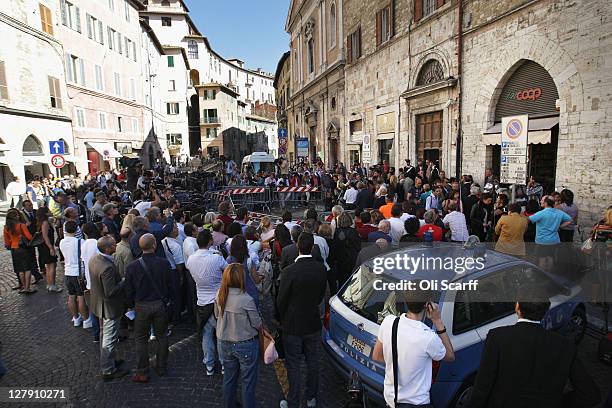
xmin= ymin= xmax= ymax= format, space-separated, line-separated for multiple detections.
xmin=506 ymin=119 xmax=523 ymax=140
xmin=51 ymin=154 xmax=66 ymax=169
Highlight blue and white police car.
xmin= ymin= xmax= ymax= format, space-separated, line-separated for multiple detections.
xmin=322 ymin=243 xmax=586 ymax=407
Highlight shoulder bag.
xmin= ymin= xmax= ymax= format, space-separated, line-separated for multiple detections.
xmin=138 ymin=257 xmax=174 ymax=319
xmin=77 ymin=239 xmax=87 ymax=291
xmin=391 ymin=316 xmax=400 ymax=408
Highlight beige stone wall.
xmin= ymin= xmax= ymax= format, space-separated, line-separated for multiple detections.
xmin=461 ymin=0 xmax=612 ymax=228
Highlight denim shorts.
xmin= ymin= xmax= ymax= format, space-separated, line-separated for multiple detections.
xmin=65 ymin=276 xmax=84 ymax=296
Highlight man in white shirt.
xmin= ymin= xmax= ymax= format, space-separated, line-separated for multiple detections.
xmin=388 ymin=204 xmax=407 ymax=244
xmin=186 ymin=230 xmax=228 ymax=376
xmin=373 ymin=292 xmax=455 ymax=407
xmin=59 ymin=220 xmax=90 ymax=328
xmin=442 ymin=201 xmax=469 ymax=242
xmin=162 ymin=224 xmax=185 ymax=322
xmin=182 ymin=223 xmax=199 ymax=264
xmin=342 ymin=182 xmax=358 ymax=210
xmin=6 ymin=176 xmax=26 ymax=209
xmin=425 ymin=186 xmax=443 ymax=212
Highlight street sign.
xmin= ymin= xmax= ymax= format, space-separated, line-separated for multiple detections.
xmin=500 ymin=115 xmax=528 ymax=184
xmin=362 ymin=134 xmax=371 ymax=162
xmin=51 ymin=154 xmax=66 ymax=169
xmin=296 ymin=138 xmax=309 ymax=158
xmin=49 ymin=140 xmax=65 ymax=155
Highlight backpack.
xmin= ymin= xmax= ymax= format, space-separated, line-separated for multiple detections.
xmin=217 ymin=237 xmax=229 ymax=259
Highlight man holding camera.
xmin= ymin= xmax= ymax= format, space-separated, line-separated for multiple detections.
xmin=372 ymin=291 xmax=455 ymax=407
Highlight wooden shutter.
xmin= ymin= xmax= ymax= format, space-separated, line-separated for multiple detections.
xmin=436 ymin=0 xmax=445 ymax=8
xmin=98 ymin=20 xmax=104 ymax=44
xmin=414 ymin=0 xmax=423 ymax=22
xmin=376 ymin=10 xmax=382 ymax=47
xmin=75 ymin=6 xmax=81 ymax=32
xmin=40 ymin=4 xmax=53 ymax=35
xmin=86 ymin=14 xmax=93 ymax=38
xmin=390 ymin=1 xmax=395 ymax=37
xmin=60 ymin=0 xmax=67 ymax=26
xmin=346 ymin=34 xmax=352 ymax=64
xmin=0 ymin=61 xmax=8 ymax=100
xmin=357 ymin=27 xmax=362 ymax=58
xmin=166 ymin=103 xmax=170 ymax=115
xmin=78 ymin=58 xmax=85 ymax=86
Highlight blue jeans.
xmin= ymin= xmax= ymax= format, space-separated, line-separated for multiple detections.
xmin=202 ymin=315 xmax=217 ymax=368
xmin=100 ymin=317 xmax=119 ymax=375
xmin=218 ymin=338 xmax=259 ymax=408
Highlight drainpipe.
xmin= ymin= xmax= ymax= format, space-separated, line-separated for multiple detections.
xmin=455 ymin=0 xmax=464 ymax=180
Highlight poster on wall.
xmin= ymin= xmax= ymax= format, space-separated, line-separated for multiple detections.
xmin=296 ymin=138 xmax=309 ymax=158
xmin=500 ymin=115 xmax=528 ymax=184
xmin=278 ymin=128 xmax=288 ymax=155
xmin=362 ymin=134 xmax=371 ymax=163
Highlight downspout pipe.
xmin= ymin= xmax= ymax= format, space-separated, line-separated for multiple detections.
xmin=455 ymin=0 xmax=464 ymax=180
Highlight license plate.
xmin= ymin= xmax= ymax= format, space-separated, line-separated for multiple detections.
xmin=347 ymin=334 xmax=371 ymax=357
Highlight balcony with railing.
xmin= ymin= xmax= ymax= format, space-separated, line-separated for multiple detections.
xmin=200 ymin=116 xmax=220 ymax=125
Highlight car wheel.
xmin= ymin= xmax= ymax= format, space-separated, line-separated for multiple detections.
xmin=568 ymin=307 xmax=587 ymax=344
xmin=452 ymin=381 xmax=474 ymax=408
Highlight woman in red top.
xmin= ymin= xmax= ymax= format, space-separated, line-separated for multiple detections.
xmin=3 ymin=208 xmax=35 ymax=293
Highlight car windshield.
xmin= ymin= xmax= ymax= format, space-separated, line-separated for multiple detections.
xmin=339 ymin=265 xmax=441 ymax=325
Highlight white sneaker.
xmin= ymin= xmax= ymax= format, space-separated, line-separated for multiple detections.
xmin=206 ymin=365 xmax=214 ymax=376
xmin=306 ymin=398 xmax=316 ymax=407
xmin=279 ymin=401 xmax=288 ymax=408
xmin=48 ymin=285 xmax=62 ymax=293
xmin=72 ymin=315 xmax=83 ymax=327
xmin=82 ymin=316 xmax=93 ymax=329
xmin=149 ymin=334 xmax=156 ymax=341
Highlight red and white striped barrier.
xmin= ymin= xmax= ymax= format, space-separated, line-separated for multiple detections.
xmin=276 ymin=186 xmax=320 ymax=193
xmin=229 ymin=187 xmax=266 ymax=195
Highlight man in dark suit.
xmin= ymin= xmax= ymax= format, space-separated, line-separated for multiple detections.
xmin=469 ymin=300 xmax=600 ymax=408
xmin=125 ymin=233 xmax=173 ymax=382
xmin=276 ymin=232 xmax=327 ymax=408
xmin=89 ymin=236 xmax=128 ymax=381
xmin=279 ymin=225 xmax=323 ymax=269
xmin=355 ymin=182 xmax=373 ymax=211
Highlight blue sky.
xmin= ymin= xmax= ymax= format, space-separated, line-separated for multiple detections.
xmin=184 ymin=0 xmax=290 ymax=74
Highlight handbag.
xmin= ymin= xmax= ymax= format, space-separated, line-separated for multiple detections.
xmin=77 ymin=239 xmax=87 ymax=291
xmin=258 ymin=327 xmax=278 ymax=364
xmin=18 ymin=225 xmax=31 ymax=249
xmin=581 ymin=237 xmax=594 ymax=254
xmin=28 ymin=231 xmax=44 ymax=248
xmin=138 ymin=258 xmax=174 ymax=317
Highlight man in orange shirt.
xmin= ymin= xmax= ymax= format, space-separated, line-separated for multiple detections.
xmin=379 ymin=195 xmax=395 ymax=219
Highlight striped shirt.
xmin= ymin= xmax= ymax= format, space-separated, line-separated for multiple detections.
xmin=186 ymin=248 xmax=228 ymax=306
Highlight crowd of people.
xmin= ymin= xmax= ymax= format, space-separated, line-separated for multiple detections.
xmin=1 ymin=156 xmax=611 ymax=407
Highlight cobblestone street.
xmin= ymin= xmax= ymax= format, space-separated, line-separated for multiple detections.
xmin=0 ymin=240 xmax=610 ymax=407
xmin=0 ymin=243 xmax=347 ymax=408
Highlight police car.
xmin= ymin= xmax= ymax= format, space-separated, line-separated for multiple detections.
xmin=322 ymin=243 xmax=586 ymax=407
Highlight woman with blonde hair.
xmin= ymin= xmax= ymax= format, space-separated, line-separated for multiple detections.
xmin=258 ymin=216 xmax=275 ymax=244
xmin=203 ymin=212 xmax=217 ymax=230
xmin=327 ymin=204 xmax=344 ymax=236
xmin=215 ymin=263 xmax=262 ymax=408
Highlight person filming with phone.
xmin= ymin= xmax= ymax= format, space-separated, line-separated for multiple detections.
xmin=372 ymin=287 xmax=455 ymax=407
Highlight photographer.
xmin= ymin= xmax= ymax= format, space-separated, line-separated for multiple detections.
xmin=372 ymin=291 xmax=455 ymax=408
xmin=132 ymin=186 xmax=161 ymax=217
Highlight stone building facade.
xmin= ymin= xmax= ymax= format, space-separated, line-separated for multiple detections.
xmin=286 ymin=0 xmax=345 ymax=166
xmin=274 ymin=51 xmax=295 ymax=161
xmin=338 ymin=0 xmax=611 ymax=231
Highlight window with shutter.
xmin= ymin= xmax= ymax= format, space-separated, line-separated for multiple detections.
xmin=0 ymin=61 xmax=8 ymax=100
xmin=107 ymin=27 xmax=114 ymax=50
xmin=346 ymin=34 xmax=352 ymax=63
xmin=39 ymin=4 xmax=54 ymax=35
xmin=48 ymin=76 xmax=62 ymax=109
xmin=75 ymin=6 xmax=81 ymax=32
xmin=60 ymin=0 xmax=67 ymax=26
xmin=78 ymin=59 xmax=85 ymax=86
xmin=86 ymin=14 xmax=93 ymax=38
xmin=117 ymin=33 xmax=122 ymax=54
xmin=376 ymin=10 xmax=382 ymax=47
xmin=65 ymin=53 xmax=74 ymax=82
xmin=414 ymin=0 xmax=423 ymax=22
xmin=98 ymin=21 xmax=104 ymax=44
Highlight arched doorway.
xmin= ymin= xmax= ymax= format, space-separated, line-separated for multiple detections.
xmin=190 ymin=69 xmax=200 ymax=87
xmin=486 ymin=60 xmax=560 ymax=192
xmin=22 ymin=135 xmax=50 ymax=180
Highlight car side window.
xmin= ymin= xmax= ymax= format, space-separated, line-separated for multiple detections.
xmin=453 ymin=267 xmax=518 ymax=334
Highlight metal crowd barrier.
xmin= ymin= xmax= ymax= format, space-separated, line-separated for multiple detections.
xmin=274 ymin=186 xmax=326 ymax=211
xmin=226 ymin=186 xmax=271 ymax=213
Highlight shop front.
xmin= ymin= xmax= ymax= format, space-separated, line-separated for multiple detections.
xmin=86 ymin=142 xmax=123 ymax=175
xmin=482 ymin=60 xmax=560 ymax=192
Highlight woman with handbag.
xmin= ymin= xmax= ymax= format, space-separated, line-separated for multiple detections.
xmin=36 ymin=207 xmax=62 ymax=292
xmin=3 ymin=208 xmax=36 ymax=293
xmin=226 ymin=235 xmax=261 ymax=310
xmin=215 ymin=263 xmax=262 ymax=408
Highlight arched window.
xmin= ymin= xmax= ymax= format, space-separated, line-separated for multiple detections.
xmin=23 ymin=135 xmax=43 ymax=156
xmin=161 ymin=0 xmax=170 ymax=7
xmin=190 ymin=69 xmax=200 ymax=86
xmin=329 ymin=3 xmax=337 ymax=48
xmin=188 ymin=40 xmax=198 ymax=59
xmin=416 ymin=59 xmax=445 ymax=86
